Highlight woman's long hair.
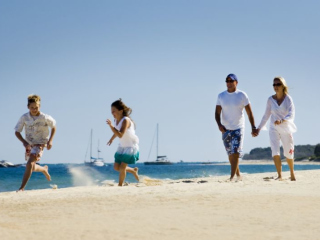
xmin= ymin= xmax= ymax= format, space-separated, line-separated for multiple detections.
xmin=274 ymin=76 xmax=289 ymax=95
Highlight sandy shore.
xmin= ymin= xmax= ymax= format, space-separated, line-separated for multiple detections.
xmin=1 ymin=170 xmax=320 ymax=240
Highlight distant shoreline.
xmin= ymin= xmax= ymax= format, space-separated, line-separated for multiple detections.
xmin=207 ymin=159 xmax=320 ymax=165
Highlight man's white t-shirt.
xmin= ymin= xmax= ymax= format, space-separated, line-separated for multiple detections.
xmin=216 ymin=89 xmax=250 ymax=130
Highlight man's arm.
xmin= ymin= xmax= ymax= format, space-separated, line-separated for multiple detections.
xmin=215 ymin=105 xmax=226 ymax=133
xmin=245 ymin=104 xmax=258 ymax=136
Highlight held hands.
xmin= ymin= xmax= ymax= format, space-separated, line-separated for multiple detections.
xmin=252 ymin=128 xmax=260 ymax=137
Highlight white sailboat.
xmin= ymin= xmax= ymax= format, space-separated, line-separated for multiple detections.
xmin=84 ymin=129 xmax=105 ymax=167
xmin=0 ymin=160 xmax=22 ymax=168
xmin=144 ymin=124 xmax=173 ymax=165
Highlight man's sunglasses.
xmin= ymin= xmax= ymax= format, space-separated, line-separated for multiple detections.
xmin=225 ymin=80 xmax=235 ymax=83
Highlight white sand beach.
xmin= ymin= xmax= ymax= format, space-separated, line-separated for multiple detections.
xmin=1 ymin=170 xmax=320 ymax=240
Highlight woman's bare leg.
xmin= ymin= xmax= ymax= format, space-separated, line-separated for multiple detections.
xmin=286 ymin=158 xmax=296 ymax=181
xmin=273 ymin=155 xmax=282 ymax=180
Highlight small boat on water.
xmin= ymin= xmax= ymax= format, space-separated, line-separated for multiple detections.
xmin=84 ymin=129 xmax=105 ymax=167
xmin=144 ymin=155 xmax=173 ymax=165
xmin=0 ymin=160 xmax=22 ymax=168
xmin=144 ymin=124 xmax=173 ymax=165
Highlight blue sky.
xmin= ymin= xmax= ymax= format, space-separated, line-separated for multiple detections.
xmin=1 ymin=0 xmax=319 ymax=164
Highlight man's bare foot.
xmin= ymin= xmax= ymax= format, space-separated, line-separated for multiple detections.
xmin=133 ymin=167 xmax=139 ymax=181
xmin=275 ymin=176 xmax=283 ymax=181
xmin=16 ymin=188 xmax=24 ymax=192
xmin=43 ymin=165 xmax=51 ymax=181
xmin=291 ymin=176 xmax=296 ymax=181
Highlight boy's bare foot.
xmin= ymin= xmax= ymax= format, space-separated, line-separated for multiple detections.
xmin=43 ymin=165 xmax=51 ymax=181
xmin=133 ymin=167 xmax=139 ymax=181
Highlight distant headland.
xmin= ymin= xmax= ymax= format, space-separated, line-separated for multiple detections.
xmin=243 ymin=144 xmax=320 ymax=161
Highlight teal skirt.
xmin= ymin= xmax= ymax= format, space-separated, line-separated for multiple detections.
xmin=114 ymin=146 xmax=139 ymax=164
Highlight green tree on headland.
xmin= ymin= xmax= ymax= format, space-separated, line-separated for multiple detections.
xmin=243 ymin=144 xmax=318 ymax=160
xmin=315 ymin=144 xmax=320 ymax=157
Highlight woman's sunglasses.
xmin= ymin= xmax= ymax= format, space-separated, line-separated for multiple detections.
xmin=273 ymin=83 xmax=282 ymax=87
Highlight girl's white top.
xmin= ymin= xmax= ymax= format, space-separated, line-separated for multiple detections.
xmin=258 ymin=95 xmax=297 ymax=133
xmin=114 ymin=117 xmax=139 ymax=148
xmin=14 ymin=112 xmax=56 ymax=145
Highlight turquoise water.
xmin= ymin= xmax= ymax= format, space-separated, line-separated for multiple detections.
xmin=1 ymin=162 xmax=320 ymax=192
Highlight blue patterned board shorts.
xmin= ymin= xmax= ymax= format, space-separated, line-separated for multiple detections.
xmin=222 ymin=129 xmax=244 ymax=157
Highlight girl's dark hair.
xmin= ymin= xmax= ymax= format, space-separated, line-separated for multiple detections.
xmin=112 ymin=99 xmax=135 ymax=128
xmin=111 ymin=98 xmax=132 ymax=117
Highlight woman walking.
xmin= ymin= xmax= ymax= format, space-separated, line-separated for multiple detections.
xmin=256 ymin=77 xmax=297 ymax=181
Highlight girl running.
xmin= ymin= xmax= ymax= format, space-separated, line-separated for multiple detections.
xmin=106 ymin=99 xmax=139 ymax=186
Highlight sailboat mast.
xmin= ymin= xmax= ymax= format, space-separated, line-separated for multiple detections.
xmin=157 ymin=123 xmax=159 ymax=158
xmin=97 ymin=139 xmax=100 ymax=159
xmin=90 ymin=129 xmax=93 ymax=160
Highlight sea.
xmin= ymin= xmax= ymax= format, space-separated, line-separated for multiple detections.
xmin=1 ymin=162 xmax=320 ymax=193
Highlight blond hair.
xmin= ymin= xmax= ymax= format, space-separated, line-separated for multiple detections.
xmin=274 ymin=76 xmax=289 ymax=95
xmin=28 ymin=94 xmax=41 ymax=106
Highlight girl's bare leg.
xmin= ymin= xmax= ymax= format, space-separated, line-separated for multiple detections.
xmin=273 ymin=155 xmax=282 ymax=180
xmin=118 ymin=162 xmax=127 ymax=186
xmin=114 ymin=163 xmax=139 ymax=181
xmin=113 ymin=162 xmax=120 ymax=171
xmin=286 ymin=158 xmax=296 ymax=181
xmin=126 ymin=167 xmax=139 ymax=181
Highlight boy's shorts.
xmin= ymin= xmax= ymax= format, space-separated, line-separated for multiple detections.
xmin=222 ymin=128 xmax=244 ymax=157
xmin=25 ymin=144 xmax=45 ymax=161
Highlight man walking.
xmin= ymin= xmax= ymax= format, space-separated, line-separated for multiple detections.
xmin=215 ymin=73 xmax=257 ymax=181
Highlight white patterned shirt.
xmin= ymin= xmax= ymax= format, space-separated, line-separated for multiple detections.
xmin=14 ymin=112 xmax=56 ymax=145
